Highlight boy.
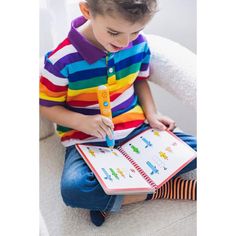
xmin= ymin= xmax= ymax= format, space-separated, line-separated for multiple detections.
xmin=40 ymin=0 xmax=197 ymax=226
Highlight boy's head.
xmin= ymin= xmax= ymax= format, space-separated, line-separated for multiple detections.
xmin=85 ymin=0 xmax=158 ymax=24
xmin=79 ymin=0 xmax=158 ymax=52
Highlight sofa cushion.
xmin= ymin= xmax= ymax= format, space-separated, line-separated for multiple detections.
xmin=146 ymin=34 xmax=196 ymax=109
xmin=40 ymin=115 xmax=55 ymax=140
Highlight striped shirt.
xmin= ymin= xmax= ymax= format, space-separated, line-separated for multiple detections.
xmin=40 ymin=16 xmax=151 ymax=147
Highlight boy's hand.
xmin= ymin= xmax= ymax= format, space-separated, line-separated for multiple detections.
xmin=78 ymin=114 xmax=114 ymax=139
xmin=146 ymin=113 xmax=176 ymax=131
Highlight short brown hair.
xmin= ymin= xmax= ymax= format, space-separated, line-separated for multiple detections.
xmin=85 ymin=0 xmax=158 ymax=23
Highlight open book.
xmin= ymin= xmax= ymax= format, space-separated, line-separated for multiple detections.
xmin=76 ymin=128 xmax=196 ymax=195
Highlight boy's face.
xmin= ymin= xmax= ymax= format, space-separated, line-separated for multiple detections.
xmin=89 ymin=13 xmax=150 ymax=52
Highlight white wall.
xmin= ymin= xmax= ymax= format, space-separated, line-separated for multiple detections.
xmin=40 ymin=0 xmax=197 ymax=136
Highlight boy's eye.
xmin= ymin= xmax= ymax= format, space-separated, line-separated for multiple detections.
xmin=108 ymin=31 xmax=119 ymax=37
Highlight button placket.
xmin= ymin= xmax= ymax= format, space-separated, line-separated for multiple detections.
xmin=106 ymin=53 xmax=116 ymax=85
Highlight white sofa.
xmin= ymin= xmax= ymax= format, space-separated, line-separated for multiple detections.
xmin=40 ymin=34 xmax=196 ymax=236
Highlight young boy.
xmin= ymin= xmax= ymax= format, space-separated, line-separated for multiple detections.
xmin=40 ymin=0 xmax=197 ymax=226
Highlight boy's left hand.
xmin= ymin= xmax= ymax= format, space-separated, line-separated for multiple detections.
xmin=146 ymin=113 xmax=176 ymax=131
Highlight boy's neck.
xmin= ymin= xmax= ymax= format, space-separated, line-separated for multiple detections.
xmin=77 ymin=20 xmax=107 ymax=53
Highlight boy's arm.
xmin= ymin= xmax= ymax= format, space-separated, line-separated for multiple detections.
xmin=40 ymin=105 xmax=114 ymax=139
xmin=134 ymin=80 xmax=176 ymax=131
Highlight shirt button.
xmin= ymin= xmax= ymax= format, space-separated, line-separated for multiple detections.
xmin=109 ymin=68 xmax=113 ymax=73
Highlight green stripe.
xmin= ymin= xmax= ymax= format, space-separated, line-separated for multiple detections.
xmin=116 ymin=62 xmax=141 ymax=80
xmin=69 ymin=75 xmax=107 ymax=90
xmin=57 ymin=125 xmax=72 ymax=132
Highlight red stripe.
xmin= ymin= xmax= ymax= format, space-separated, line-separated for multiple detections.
xmin=40 ymin=76 xmax=67 ymax=92
xmin=110 ymin=92 xmax=122 ymax=102
xmin=48 ymin=38 xmax=71 ymax=58
xmin=61 ymin=131 xmax=91 ymax=142
xmin=136 ymin=76 xmax=148 ymax=81
xmin=114 ymin=120 xmax=144 ymax=131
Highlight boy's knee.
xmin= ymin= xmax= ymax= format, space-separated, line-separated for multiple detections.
xmin=60 ymin=171 xmax=98 ymax=207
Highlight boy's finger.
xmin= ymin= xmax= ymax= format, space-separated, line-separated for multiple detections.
xmin=155 ymin=121 xmax=166 ymax=131
xmin=101 ymin=116 xmax=114 ymax=129
xmin=167 ymin=122 xmax=176 ymax=131
xmin=97 ymin=127 xmax=106 ymax=139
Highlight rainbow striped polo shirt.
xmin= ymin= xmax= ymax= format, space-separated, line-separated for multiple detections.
xmin=40 ymin=16 xmax=151 ymax=147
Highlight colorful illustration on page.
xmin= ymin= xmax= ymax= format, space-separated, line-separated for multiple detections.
xmin=140 ymin=136 xmax=152 ymax=148
xmin=129 ymin=143 xmax=140 ymax=154
xmin=109 ymin=168 xmax=119 ymax=180
xmin=87 ymin=147 xmax=96 ymax=157
xmin=101 ymin=168 xmax=113 ymax=181
xmin=146 ymin=161 xmax=159 ymax=175
xmin=159 ymin=151 xmax=168 ymax=160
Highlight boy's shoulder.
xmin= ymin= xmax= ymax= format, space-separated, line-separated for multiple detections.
xmin=132 ymin=33 xmax=149 ymax=48
xmin=45 ymin=37 xmax=78 ymax=65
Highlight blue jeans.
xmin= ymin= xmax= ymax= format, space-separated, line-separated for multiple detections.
xmin=60 ymin=123 xmax=197 ymax=212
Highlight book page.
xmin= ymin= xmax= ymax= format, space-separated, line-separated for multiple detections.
xmin=121 ymin=129 xmax=197 ymax=187
xmin=76 ymin=145 xmax=153 ymax=194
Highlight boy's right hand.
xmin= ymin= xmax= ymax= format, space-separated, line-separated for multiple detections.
xmin=77 ymin=114 xmax=114 ymax=139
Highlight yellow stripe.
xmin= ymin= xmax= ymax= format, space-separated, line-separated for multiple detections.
xmin=67 ymin=72 xmax=138 ymax=97
xmin=40 ymin=92 xmax=66 ymax=102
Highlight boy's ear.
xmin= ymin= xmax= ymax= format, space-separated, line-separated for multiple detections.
xmin=79 ymin=1 xmax=92 ymax=20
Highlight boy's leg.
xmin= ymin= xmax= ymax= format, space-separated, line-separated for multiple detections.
xmin=60 ymin=145 xmax=124 ymax=226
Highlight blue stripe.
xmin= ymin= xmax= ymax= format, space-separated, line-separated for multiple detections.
xmin=68 ymin=67 xmax=108 ymax=82
xmin=54 ymin=52 xmax=84 ymax=72
xmin=114 ymin=42 xmax=147 ymax=64
xmin=115 ymin=52 xmax=146 ymax=72
xmin=61 ymin=57 xmax=106 ymax=75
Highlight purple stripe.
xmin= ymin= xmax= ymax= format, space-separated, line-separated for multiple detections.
xmin=53 ymin=52 xmax=84 ymax=72
xmin=66 ymin=106 xmax=100 ymax=115
xmin=112 ymin=94 xmax=136 ymax=113
xmin=44 ymin=61 xmax=65 ymax=78
xmin=132 ymin=34 xmax=146 ymax=46
xmin=140 ymin=63 xmax=149 ymax=71
xmin=40 ymin=99 xmax=65 ymax=107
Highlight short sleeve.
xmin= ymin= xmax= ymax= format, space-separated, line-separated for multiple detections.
xmin=135 ymin=42 xmax=151 ymax=82
xmin=39 ymin=52 xmax=69 ymax=107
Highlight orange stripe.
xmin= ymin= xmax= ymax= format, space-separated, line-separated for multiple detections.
xmin=67 ymin=83 xmax=131 ymax=102
xmin=167 ymin=181 xmax=170 ymax=199
xmin=192 ymin=180 xmax=196 ymax=200
xmin=40 ymin=83 xmax=66 ymax=97
xmin=113 ymin=113 xmax=145 ymax=124
xmin=184 ymin=180 xmax=188 ymax=200
xmin=164 ymin=183 xmax=168 ymax=198
xmin=176 ymin=178 xmax=181 ymax=200
xmin=152 ymin=190 xmax=157 ymax=200
xmin=181 ymin=179 xmax=185 ymax=200
xmin=169 ymin=180 xmax=173 ymax=199
xmin=67 ymin=92 xmax=97 ymax=102
xmin=173 ymin=178 xmax=177 ymax=200
xmin=188 ymin=180 xmax=193 ymax=200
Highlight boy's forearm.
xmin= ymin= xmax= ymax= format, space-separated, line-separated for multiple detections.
xmin=40 ymin=105 xmax=85 ymax=131
xmin=134 ymin=80 xmax=157 ymax=117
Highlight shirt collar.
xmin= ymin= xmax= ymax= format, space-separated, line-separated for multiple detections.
xmin=68 ymin=16 xmax=106 ymax=64
xmin=68 ymin=16 xmax=134 ymax=64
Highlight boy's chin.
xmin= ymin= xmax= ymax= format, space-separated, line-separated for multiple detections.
xmin=107 ymin=44 xmax=124 ymax=53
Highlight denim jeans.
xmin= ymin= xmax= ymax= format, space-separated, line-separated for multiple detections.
xmin=60 ymin=123 xmax=197 ymax=212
